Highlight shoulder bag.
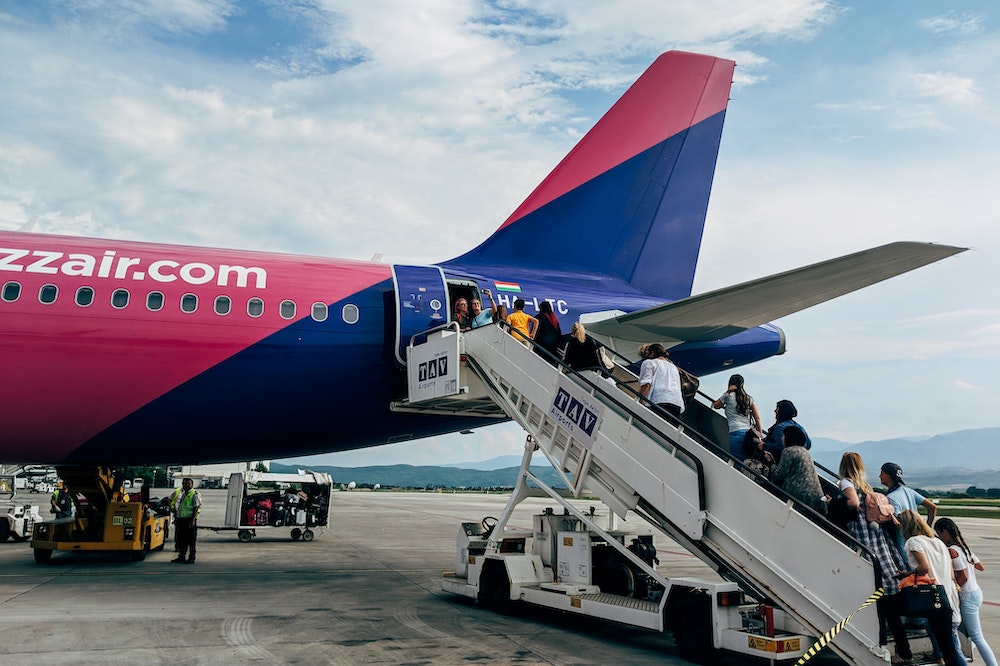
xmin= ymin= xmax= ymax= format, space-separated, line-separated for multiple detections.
xmin=898 ymin=571 xmax=950 ymax=617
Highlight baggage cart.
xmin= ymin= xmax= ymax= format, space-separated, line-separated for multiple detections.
xmin=215 ymin=471 xmax=332 ymax=542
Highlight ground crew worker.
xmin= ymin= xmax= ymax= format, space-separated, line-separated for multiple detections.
xmin=50 ymin=482 xmax=73 ymax=518
xmin=171 ymin=478 xmax=201 ymax=564
xmin=168 ymin=484 xmax=183 ymax=551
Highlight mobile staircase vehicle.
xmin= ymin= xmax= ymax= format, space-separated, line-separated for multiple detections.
xmin=30 ymin=467 xmax=170 ymax=563
xmin=400 ymin=323 xmax=897 ymax=664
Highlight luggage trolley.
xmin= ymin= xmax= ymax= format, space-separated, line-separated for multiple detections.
xmin=220 ymin=471 xmax=332 ymax=542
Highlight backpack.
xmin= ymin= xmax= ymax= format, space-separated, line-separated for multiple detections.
xmin=865 ymin=491 xmax=898 ymax=525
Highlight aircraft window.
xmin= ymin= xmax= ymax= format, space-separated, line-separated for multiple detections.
xmin=248 ymin=297 xmax=263 ymax=318
xmin=75 ymin=286 xmax=94 ymax=307
xmin=2 ymin=281 xmax=21 ymax=302
xmin=280 ymin=300 xmax=296 ymax=319
xmin=147 ymin=291 xmax=164 ymax=311
xmin=39 ymin=284 xmax=58 ymax=304
xmin=312 ymin=302 xmax=328 ymax=322
xmin=214 ymin=295 xmax=231 ymax=316
xmin=181 ymin=293 xmax=198 ymax=313
xmin=111 ymin=289 xmax=130 ymax=309
xmin=341 ymin=303 xmax=359 ymax=324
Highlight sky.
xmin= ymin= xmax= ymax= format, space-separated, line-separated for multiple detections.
xmin=1 ymin=1 xmax=997 ymax=467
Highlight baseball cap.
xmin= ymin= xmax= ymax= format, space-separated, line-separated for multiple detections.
xmin=881 ymin=462 xmax=905 ymax=485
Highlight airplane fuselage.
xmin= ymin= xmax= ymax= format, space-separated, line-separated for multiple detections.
xmin=0 ymin=230 xmax=783 ymax=464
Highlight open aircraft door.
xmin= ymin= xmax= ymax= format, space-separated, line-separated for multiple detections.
xmin=391 ymin=265 xmax=450 ymax=366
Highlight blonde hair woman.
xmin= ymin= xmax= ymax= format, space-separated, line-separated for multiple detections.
xmin=833 ymin=453 xmax=905 ymax=593
xmin=562 ymin=322 xmax=601 ymax=372
xmin=880 ymin=510 xmax=964 ymax=665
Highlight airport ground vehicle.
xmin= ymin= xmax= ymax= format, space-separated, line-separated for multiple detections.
xmin=419 ymin=324 xmax=970 ymax=665
xmin=30 ymin=467 xmax=169 ymax=563
xmin=210 ymin=471 xmax=332 ymax=542
xmin=0 ymin=476 xmax=42 ymax=542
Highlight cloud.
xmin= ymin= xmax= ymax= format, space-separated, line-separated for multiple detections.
xmin=910 ymin=71 xmax=981 ymax=106
xmin=919 ymin=12 xmax=983 ymax=36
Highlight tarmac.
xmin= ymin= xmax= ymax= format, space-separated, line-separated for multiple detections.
xmin=1 ymin=489 xmax=997 ymax=665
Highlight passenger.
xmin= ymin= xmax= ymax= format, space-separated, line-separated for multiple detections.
xmin=506 ymin=298 xmax=537 ymax=344
xmin=935 ymin=517 xmax=997 ymax=666
xmin=492 ymin=304 xmax=508 ymax=324
xmin=469 ymin=289 xmax=496 ymax=328
xmin=638 ymin=343 xmax=684 ymax=418
xmin=880 ymin=510 xmax=964 ymax=666
xmin=880 ymin=462 xmax=937 ymax=560
xmin=762 ymin=399 xmax=811 ymax=462
xmin=562 ymin=322 xmax=602 ymax=372
xmin=833 ymin=453 xmax=906 ymax=594
xmin=711 ymin=374 xmax=763 ymax=459
xmin=452 ymin=297 xmax=471 ymax=330
xmin=766 ymin=426 xmax=824 ymax=513
xmin=533 ymin=300 xmax=562 ymax=361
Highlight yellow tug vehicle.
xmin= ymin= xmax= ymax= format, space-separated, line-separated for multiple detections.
xmin=31 ymin=466 xmax=169 ymax=564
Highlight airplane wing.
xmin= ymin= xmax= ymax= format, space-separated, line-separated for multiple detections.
xmin=587 ymin=242 xmax=967 ymax=343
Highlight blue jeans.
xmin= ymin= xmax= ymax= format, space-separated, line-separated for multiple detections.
xmin=961 ymin=588 xmax=998 ymax=666
xmin=729 ymin=429 xmax=748 ymax=459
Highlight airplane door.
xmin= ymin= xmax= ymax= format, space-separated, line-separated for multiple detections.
xmin=391 ymin=265 xmax=449 ymax=365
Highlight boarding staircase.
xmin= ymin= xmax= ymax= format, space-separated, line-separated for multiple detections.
xmin=400 ymin=323 xmax=886 ymax=664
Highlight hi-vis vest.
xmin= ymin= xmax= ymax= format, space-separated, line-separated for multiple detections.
xmin=176 ymin=490 xmax=201 ymax=518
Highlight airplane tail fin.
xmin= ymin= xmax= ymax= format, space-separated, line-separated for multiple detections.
xmin=445 ymin=51 xmax=735 ymax=301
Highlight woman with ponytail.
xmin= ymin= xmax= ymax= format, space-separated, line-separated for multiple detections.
xmin=712 ymin=374 xmax=763 ymax=459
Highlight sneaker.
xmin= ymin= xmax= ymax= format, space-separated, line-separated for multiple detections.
xmin=185 ymin=558 xmax=195 ymax=564
xmin=171 ymin=557 xmax=185 ymax=563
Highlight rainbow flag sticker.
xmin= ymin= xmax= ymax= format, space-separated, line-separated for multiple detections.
xmin=494 ymin=281 xmax=521 ymax=293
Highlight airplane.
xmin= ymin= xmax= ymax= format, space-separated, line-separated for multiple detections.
xmin=0 ymin=50 xmax=964 ymax=466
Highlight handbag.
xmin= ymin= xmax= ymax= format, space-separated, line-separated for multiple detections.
xmin=742 ymin=412 xmax=763 ymax=458
xmin=678 ymin=368 xmax=699 ymax=404
xmin=898 ymin=572 xmax=950 ymax=617
xmin=827 ymin=495 xmax=859 ymax=530
xmin=598 ymin=346 xmax=615 ymax=372
xmin=741 ymin=448 xmax=771 ymax=480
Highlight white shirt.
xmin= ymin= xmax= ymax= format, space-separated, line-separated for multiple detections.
xmin=638 ymin=357 xmax=684 ymax=412
xmin=905 ymin=534 xmax=960 ymax=622
xmin=950 ymin=546 xmax=980 ymax=594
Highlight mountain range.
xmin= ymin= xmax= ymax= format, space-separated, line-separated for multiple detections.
xmin=274 ymin=427 xmax=1000 ymax=492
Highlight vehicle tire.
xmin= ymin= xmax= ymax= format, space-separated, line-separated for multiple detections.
xmin=132 ymin=528 xmax=150 ymax=561
xmin=33 ymin=548 xmax=53 ymax=564
xmin=302 ymin=529 xmax=314 ymax=542
xmin=290 ymin=528 xmax=302 ymax=541
xmin=238 ymin=530 xmax=253 ymax=543
xmin=672 ymin=591 xmax=723 ymax=665
xmin=480 ymin=563 xmax=515 ymax=615
xmin=0 ymin=519 xmax=10 ymax=542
